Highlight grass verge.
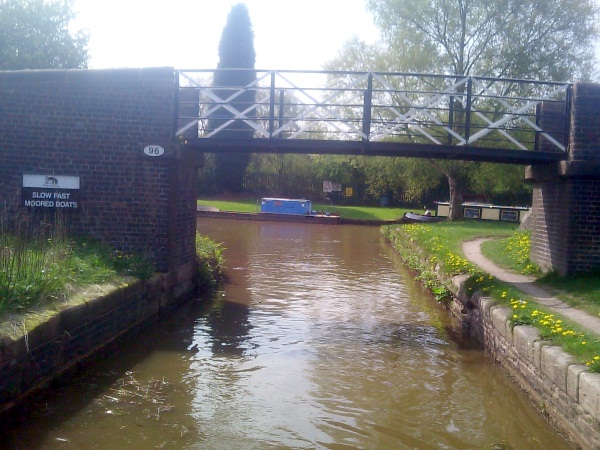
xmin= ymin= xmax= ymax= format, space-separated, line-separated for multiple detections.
xmin=1 ymin=228 xmax=224 ymax=341
xmin=479 ymin=232 xmax=600 ymax=317
xmin=197 ymin=197 xmax=413 ymax=221
xmin=383 ymin=221 xmax=600 ymax=372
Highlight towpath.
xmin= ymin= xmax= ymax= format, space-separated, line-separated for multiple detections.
xmin=462 ymin=238 xmax=600 ymax=336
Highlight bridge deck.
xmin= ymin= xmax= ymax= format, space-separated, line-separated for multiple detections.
xmin=184 ymin=138 xmax=565 ymax=165
xmin=177 ymin=70 xmax=572 ymax=164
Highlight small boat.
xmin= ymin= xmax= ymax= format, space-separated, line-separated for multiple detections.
xmin=403 ymin=212 xmax=445 ymax=223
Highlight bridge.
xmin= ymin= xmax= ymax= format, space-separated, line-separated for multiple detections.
xmin=176 ymin=69 xmax=571 ymax=165
xmin=0 ymin=67 xmax=598 ymax=279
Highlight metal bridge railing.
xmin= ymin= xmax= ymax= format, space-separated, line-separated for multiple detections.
xmin=176 ymin=69 xmax=571 ymax=153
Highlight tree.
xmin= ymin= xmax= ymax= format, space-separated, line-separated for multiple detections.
xmin=366 ymin=0 xmax=596 ymax=80
xmin=327 ymin=0 xmax=598 ymax=218
xmin=209 ymin=3 xmax=257 ymax=193
xmin=0 ymin=0 xmax=88 ymax=69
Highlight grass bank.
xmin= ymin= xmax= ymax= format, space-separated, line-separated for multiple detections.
xmin=0 ymin=229 xmax=224 ymax=337
xmin=198 ymin=197 xmax=415 ymax=221
xmin=383 ymin=221 xmax=600 ymax=371
xmin=481 ymin=235 xmax=600 ymax=317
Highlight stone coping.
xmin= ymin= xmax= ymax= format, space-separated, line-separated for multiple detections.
xmin=452 ymin=275 xmax=600 ymax=449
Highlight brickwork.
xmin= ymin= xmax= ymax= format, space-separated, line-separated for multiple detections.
xmin=570 ymin=83 xmax=600 ymax=162
xmin=0 ymin=68 xmax=198 ymax=272
xmin=528 ymin=82 xmax=600 ymax=275
xmin=529 ymin=180 xmax=572 ymax=274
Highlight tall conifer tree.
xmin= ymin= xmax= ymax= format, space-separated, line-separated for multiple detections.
xmin=210 ymin=3 xmax=257 ymax=192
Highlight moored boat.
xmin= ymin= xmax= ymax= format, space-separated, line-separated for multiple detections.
xmin=403 ymin=212 xmax=445 ymax=223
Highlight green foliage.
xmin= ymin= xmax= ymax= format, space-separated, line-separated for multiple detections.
xmin=0 ymin=234 xmax=69 ymax=311
xmin=209 ymin=3 xmax=257 ymax=193
xmin=325 ymin=0 xmax=598 ymax=216
xmin=195 ymin=233 xmax=225 ymax=290
xmin=481 ymin=232 xmax=539 ymax=275
xmin=312 ymin=155 xmax=364 ymax=188
xmin=197 ymin=198 xmax=413 ymax=221
xmin=383 ymin=221 xmax=515 ymax=303
xmin=364 ymin=0 xmax=597 ymax=80
xmin=246 ymin=154 xmax=318 ymax=197
xmin=0 ymin=0 xmax=89 ymax=69
xmin=537 ymin=270 xmax=600 ymax=316
xmin=0 ymin=233 xmax=153 ymax=314
xmin=385 ymin=221 xmax=600 ymax=372
xmin=216 ymin=3 xmax=256 ymax=69
xmin=469 ymin=163 xmax=532 ymax=206
xmin=505 ymin=296 xmax=600 ymax=372
xmin=0 ymin=205 xmax=154 ymax=314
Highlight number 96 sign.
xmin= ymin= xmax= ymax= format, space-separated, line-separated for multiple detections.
xmin=143 ymin=145 xmax=166 ymax=157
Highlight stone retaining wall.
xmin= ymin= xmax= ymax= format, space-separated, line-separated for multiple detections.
xmin=0 ymin=263 xmax=198 ymax=415
xmin=386 ymin=225 xmax=600 ymax=448
xmin=451 ymin=278 xmax=600 ymax=449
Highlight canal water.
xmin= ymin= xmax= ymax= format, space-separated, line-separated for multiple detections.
xmin=1 ymin=219 xmax=570 ymax=449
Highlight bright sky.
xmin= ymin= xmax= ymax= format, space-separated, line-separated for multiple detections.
xmin=72 ymin=0 xmax=380 ymax=70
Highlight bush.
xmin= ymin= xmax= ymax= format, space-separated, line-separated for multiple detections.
xmin=195 ymin=233 xmax=225 ymax=290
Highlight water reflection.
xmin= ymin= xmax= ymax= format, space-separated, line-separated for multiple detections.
xmin=0 ymin=219 xmax=572 ymax=449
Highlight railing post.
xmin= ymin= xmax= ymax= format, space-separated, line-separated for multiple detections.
xmin=564 ymin=84 xmax=572 ymax=152
xmin=447 ymin=94 xmax=455 ymax=146
xmin=362 ymin=72 xmax=373 ymax=141
xmin=269 ymin=71 xmax=276 ymax=138
xmin=278 ymin=90 xmax=285 ymax=139
xmin=464 ymin=77 xmax=473 ymax=146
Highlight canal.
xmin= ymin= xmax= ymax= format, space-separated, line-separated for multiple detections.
xmin=1 ymin=219 xmax=570 ymax=449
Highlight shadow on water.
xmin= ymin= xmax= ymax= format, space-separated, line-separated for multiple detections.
xmin=0 ymin=287 xmax=254 ymax=449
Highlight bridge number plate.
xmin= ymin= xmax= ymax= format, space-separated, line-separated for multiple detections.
xmin=143 ymin=145 xmax=165 ymax=157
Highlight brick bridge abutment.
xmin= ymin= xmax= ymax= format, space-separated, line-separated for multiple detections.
xmin=0 ymin=67 xmax=198 ymax=275
xmin=527 ymin=82 xmax=600 ymax=275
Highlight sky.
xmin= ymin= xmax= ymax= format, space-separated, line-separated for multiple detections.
xmin=72 ymin=0 xmax=380 ymax=71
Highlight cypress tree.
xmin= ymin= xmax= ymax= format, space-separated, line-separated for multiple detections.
xmin=210 ymin=3 xmax=257 ymax=193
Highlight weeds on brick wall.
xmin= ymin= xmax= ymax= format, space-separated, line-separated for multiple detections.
xmin=382 ymin=225 xmax=457 ymax=305
xmin=110 ymin=248 xmax=153 ymax=280
xmin=0 ymin=229 xmax=70 ymax=312
xmin=0 ymin=208 xmax=71 ymax=312
xmin=195 ymin=232 xmax=225 ymax=291
xmin=0 ymin=206 xmax=155 ymax=315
